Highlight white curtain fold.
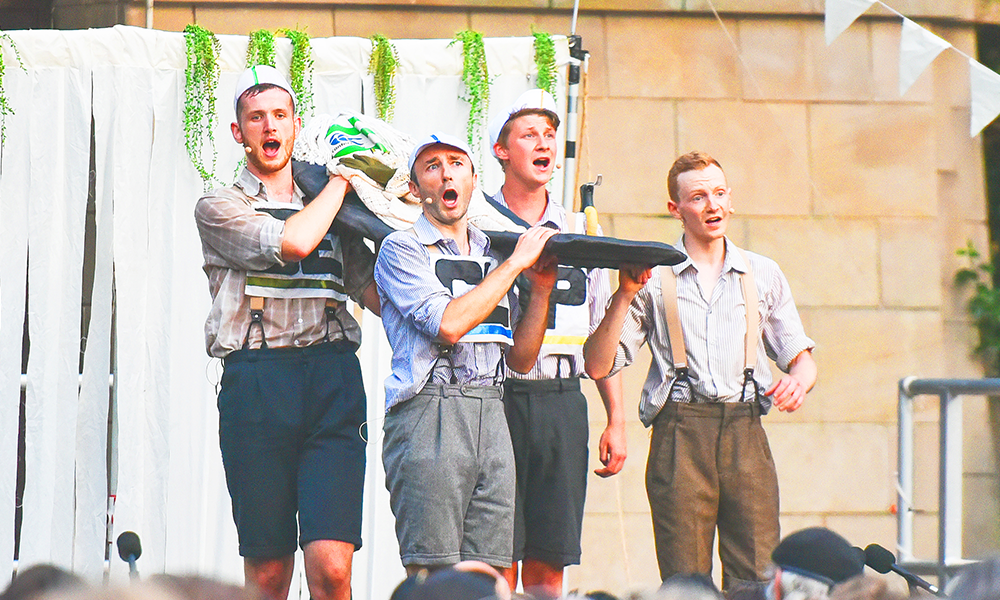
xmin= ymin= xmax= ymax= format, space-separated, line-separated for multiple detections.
xmin=75 ymin=65 xmax=116 ymax=582
xmin=149 ymin=66 xmax=239 ymax=581
xmin=0 ymin=65 xmax=31 ymax=589
xmin=20 ymin=66 xmax=91 ymax=570
xmin=103 ymin=64 xmax=168 ymax=581
xmin=355 ymin=318 xmax=403 ymax=600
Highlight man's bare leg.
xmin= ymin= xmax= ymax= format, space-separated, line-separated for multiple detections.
xmin=522 ymin=558 xmax=563 ymax=599
xmin=504 ymin=562 xmax=519 ymax=592
xmin=304 ymin=540 xmax=355 ymax=600
xmin=245 ymin=555 xmax=295 ymax=600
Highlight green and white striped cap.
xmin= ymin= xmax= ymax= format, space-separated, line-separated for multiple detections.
xmin=233 ymin=65 xmax=297 ymax=116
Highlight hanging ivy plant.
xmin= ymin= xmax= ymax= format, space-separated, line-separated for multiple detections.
xmin=368 ymin=34 xmax=399 ymax=122
xmin=956 ymin=241 xmax=1000 ymax=375
xmin=532 ymin=28 xmax=557 ymax=99
xmin=450 ymin=30 xmax=491 ymax=158
xmin=281 ymin=28 xmax=315 ymax=118
xmin=245 ymin=29 xmax=277 ymax=69
xmin=184 ymin=24 xmax=222 ymax=187
xmin=0 ymin=33 xmax=25 ymax=150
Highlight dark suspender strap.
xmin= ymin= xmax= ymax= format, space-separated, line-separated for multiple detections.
xmin=431 ymin=343 xmax=459 ymax=384
xmin=417 ymin=230 xmax=460 ymax=382
xmin=324 ymin=298 xmax=345 ymax=342
xmin=659 ymin=250 xmax=760 ymax=402
xmin=243 ymin=295 xmax=268 ymax=350
xmin=483 ymin=192 xmax=533 ymax=229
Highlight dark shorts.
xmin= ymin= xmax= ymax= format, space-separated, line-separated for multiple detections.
xmin=218 ymin=340 xmax=367 ymax=558
xmin=502 ymin=377 xmax=589 ymax=566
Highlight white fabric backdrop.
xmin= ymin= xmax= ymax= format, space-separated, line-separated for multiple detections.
xmin=0 ymin=25 xmax=569 ymax=598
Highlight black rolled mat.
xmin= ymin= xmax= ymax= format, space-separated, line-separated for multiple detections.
xmin=293 ymin=161 xmax=685 ymax=269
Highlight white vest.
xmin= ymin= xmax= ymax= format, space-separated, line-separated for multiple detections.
xmin=244 ymin=202 xmax=349 ymax=301
xmin=430 ymin=253 xmax=513 ymax=345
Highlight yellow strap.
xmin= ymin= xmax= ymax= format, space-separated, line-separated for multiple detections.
xmin=658 ymin=266 xmax=687 ymax=371
xmin=735 ymin=248 xmax=759 ymax=371
xmin=658 ymin=250 xmax=759 ymax=373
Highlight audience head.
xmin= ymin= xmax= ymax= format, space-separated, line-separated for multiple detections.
xmin=565 ymin=591 xmax=620 ymax=600
xmin=391 ymin=562 xmax=511 ymax=600
xmin=655 ymin=573 xmax=723 ymax=600
xmin=390 ymin=573 xmax=425 ymax=600
xmin=4 ymin=570 xmax=264 ymax=600
xmin=0 ymin=564 xmax=85 ymax=600
xmin=148 ymin=574 xmax=264 ymax=600
xmin=827 ymin=574 xmax=906 ymax=600
xmin=947 ymin=556 xmax=1000 ymax=600
xmin=768 ymin=527 xmax=866 ymax=600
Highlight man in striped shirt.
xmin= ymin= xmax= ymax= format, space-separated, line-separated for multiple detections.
xmin=584 ymin=151 xmax=817 ymax=592
xmin=375 ymin=133 xmax=558 ymax=576
xmin=486 ymin=90 xmax=626 ymax=598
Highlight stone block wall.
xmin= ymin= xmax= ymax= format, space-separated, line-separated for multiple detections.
xmin=41 ymin=0 xmax=1000 ymax=594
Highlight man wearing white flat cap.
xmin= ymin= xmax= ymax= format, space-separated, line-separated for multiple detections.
xmin=487 ymin=89 xmax=626 ymax=597
xmin=195 ymin=65 xmax=379 ymax=600
xmin=376 ymin=132 xmax=559 ymax=576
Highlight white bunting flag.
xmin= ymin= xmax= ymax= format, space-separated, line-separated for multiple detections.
xmin=899 ymin=18 xmax=951 ymax=96
xmin=970 ymin=59 xmax=1000 ymax=137
xmin=825 ymin=0 xmax=877 ymax=46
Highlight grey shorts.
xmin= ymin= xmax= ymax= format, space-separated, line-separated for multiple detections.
xmin=382 ymin=383 xmax=515 ymax=568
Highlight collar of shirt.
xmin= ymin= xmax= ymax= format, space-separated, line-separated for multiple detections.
xmin=413 ymin=213 xmax=492 ymax=256
xmin=493 ymin=187 xmax=563 ymax=229
xmin=671 ymin=235 xmax=749 ymax=277
xmin=233 ymin=167 xmax=304 ymax=206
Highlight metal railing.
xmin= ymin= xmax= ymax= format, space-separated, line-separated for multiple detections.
xmin=896 ymin=377 xmax=994 ymax=583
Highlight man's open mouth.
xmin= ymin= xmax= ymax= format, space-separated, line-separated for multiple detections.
xmin=443 ymin=189 xmax=458 ymax=202
xmin=707 ymin=216 xmax=722 ymax=224
xmin=533 ymin=157 xmax=551 ymax=168
xmin=263 ymin=140 xmax=280 ymax=153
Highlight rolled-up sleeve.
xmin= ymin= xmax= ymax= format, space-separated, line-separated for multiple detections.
xmin=607 ymin=280 xmax=654 ymax=378
xmin=195 ymin=190 xmax=285 ymax=271
xmin=762 ymin=267 xmax=815 ymax=372
xmin=587 ymin=267 xmax=612 ymax=335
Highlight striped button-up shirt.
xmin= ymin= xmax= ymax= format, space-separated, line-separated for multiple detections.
xmin=493 ymin=190 xmax=611 ymax=380
xmin=374 ymin=214 xmax=521 ymax=411
xmin=195 ymin=168 xmax=374 ymax=357
xmin=610 ymin=236 xmax=815 ymax=425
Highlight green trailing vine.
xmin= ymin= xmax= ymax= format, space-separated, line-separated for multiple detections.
xmin=531 ymin=28 xmax=557 ymax=99
xmin=281 ymin=28 xmax=315 ymax=118
xmin=0 ymin=33 xmax=25 ymax=150
xmin=184 ymin=24 xmax=222 ymax=187
xmin=245 ymin=29 xmax=277 ymax=69
xmin=450 ymin=30 xmax=491 ymax=158
xmin=368 ymin=34 xmax=399 ymax=122
xmin=956 ymin=241 xmax=1000 ymax=375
